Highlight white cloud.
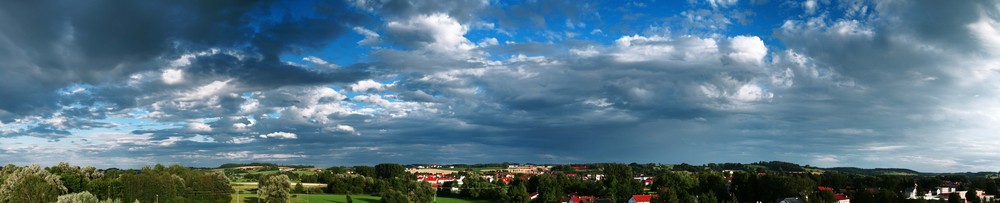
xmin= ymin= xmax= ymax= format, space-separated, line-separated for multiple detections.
xmin=707 ymin=0 xmax=738 ymax=8
xmin=570 ymin=46 xmax=600 ymax=57
xmin=612 ymin=35 xmax=720 ymax=63
xmin=477 ymin=38 xmax=499 ymax=47
xmin=386 ymin=13 xmax=474 ymax=53
xmin=725 ymin=36 xmax=768 ymax=65
xmin=259 ymin=131 xmax=297 ymax=139
xmin=803 ymin=0 xmax=818 ymax=14
xmin=181 ymin=80 xmax=234 ymax=100
xmin=733 ymin=84 xmax=773 ymax=102
xmin=161 ymin=69 xmax=184 ymax=85
xmin=350 ymin=79 xmax=388 ymax=92
xmin=334 ymin=124 xmax=360 ymax=135
xmin=353 ymin=26 xmax=381 ymax=45
xmin=227 ymin=137 xmax=256 ymax=144
xmin=303 ymin=56 xmax=329 ymax=65
xmin=187 ymin=121 xmax=211 ymax=132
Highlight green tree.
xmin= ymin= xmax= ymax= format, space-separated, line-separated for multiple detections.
xmin=187 ymin=171 xmax=233 ymax=202
xmin=461 ymin=176 xmax=492 ymax=199
xmin=380 ymin=189 xmax=408 ymax=203
xmin=809 ymin=190 xmax=837 ymax=203
xmin=294 ymin=182 xmax=305 ymax=194
xmin=57 ymin=191 xmax=99 ymax=203
xmin=353 ymin=166 xmax=377 ymax=178
xmin=258 ymin=174 xmax=291 ymax=203
xmin=698 ymin=191 xmax=719 ymax=203
xmin=374 ymin=164 xmax=407 ymax=180
xmin=536 ymin=175 xmax=564 ymax=203
xmin=602 ymin=163 xmax=642 ymax=203
xmin=652 ymin=188 xmax=679 ymax=203
xmin=948 ymin=192 xmax=962 ymax=203
xmin=97 ymin=199 xmax=123 ymax=203
xmin=119 ymin=167 xmax=184 ymax=203
xmin=0 ymin=164 xmax=68 ymax=203
xmin=966 ymin=189 xmax=980 ymax=203
xmin=412 ymin=181 xmax=436 ymax=203
xmin=503 ymin=183 xmax=530 ymax=203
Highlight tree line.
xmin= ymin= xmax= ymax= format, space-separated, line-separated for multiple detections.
xmin=0 ymin=163 xmax=232 ymax=203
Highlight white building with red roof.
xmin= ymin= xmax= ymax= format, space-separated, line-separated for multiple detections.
xmin=628 ymin=194 xmax=656 ymax=203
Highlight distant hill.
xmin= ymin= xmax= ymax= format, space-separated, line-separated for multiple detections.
xmin=820 ymin=167 xmax=919 ymax=176
xmin=218 ymin=163 xmax=315 ymax=169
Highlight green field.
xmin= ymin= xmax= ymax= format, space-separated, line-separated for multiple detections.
xmin=230 ymin=194 xmax=487 ymax=203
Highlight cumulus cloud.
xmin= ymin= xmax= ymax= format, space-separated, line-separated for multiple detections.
xmin=386 ymin=13 xmax=475 ymax=53
xmin=260 ymin=132 xmax=297 ymax=139
xmin=722 ymin=36 xmax=768 ymax=65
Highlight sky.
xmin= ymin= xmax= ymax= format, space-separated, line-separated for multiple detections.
xmin=0 ymin=0 xmax=999 ymax=172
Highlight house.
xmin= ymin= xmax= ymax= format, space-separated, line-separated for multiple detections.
xmin=561 ymin=195 xmax=595 ymax=203
xmin=278 ymin=167 xmax=294 ymax=171
xmin=834 ymin=194 xmax=850 ymax=203
xmin=628 ymin=195 xmax=656 ymax=203
xmin=777 ymin=197 xmax=805 ymax=203
xmin=529 ymin=192 xmax=539 ymax=200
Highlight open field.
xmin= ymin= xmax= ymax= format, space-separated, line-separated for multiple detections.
xmin=230 ymin=194 xmax=487 ymax=203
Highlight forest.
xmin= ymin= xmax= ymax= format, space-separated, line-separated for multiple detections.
xmin=1 ymin=161 xmax=998 ymax=203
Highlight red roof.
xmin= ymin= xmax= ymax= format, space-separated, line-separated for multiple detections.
xmin=563 ymin=195 xmax=595 ymax=203
xmin=818 ymin=186 xmax=834 ymax=191
xmin=835 ymin=194 xmax=849 ymax=201
xmin=632 ymin=195 xmax=656 ymax=203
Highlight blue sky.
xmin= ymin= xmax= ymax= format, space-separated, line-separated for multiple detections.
xmin=1 ymin=0 xmax=1000 ymax=172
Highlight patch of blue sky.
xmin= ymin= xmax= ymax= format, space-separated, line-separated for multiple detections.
xmin=263 ymin=111 xmax=282 ymax=119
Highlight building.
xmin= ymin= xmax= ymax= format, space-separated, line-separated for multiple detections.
xmin=835 ymin=194 xmax=850 ymax=203
xmin=628 ymin=195 xmax=656 ymax=203
xmin=777 ymin=197 xmax=805 ymax=203
xmin=506 ymin=165 xmax=551 ymax=174
xmin=561 ymin=195 xmax=596 ymax=203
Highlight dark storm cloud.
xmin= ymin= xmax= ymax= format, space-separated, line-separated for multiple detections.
xmin=186 ymin=54 xmax=371 ymax=88
xmin=0 ymin=0 xmax=366 ymax=118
